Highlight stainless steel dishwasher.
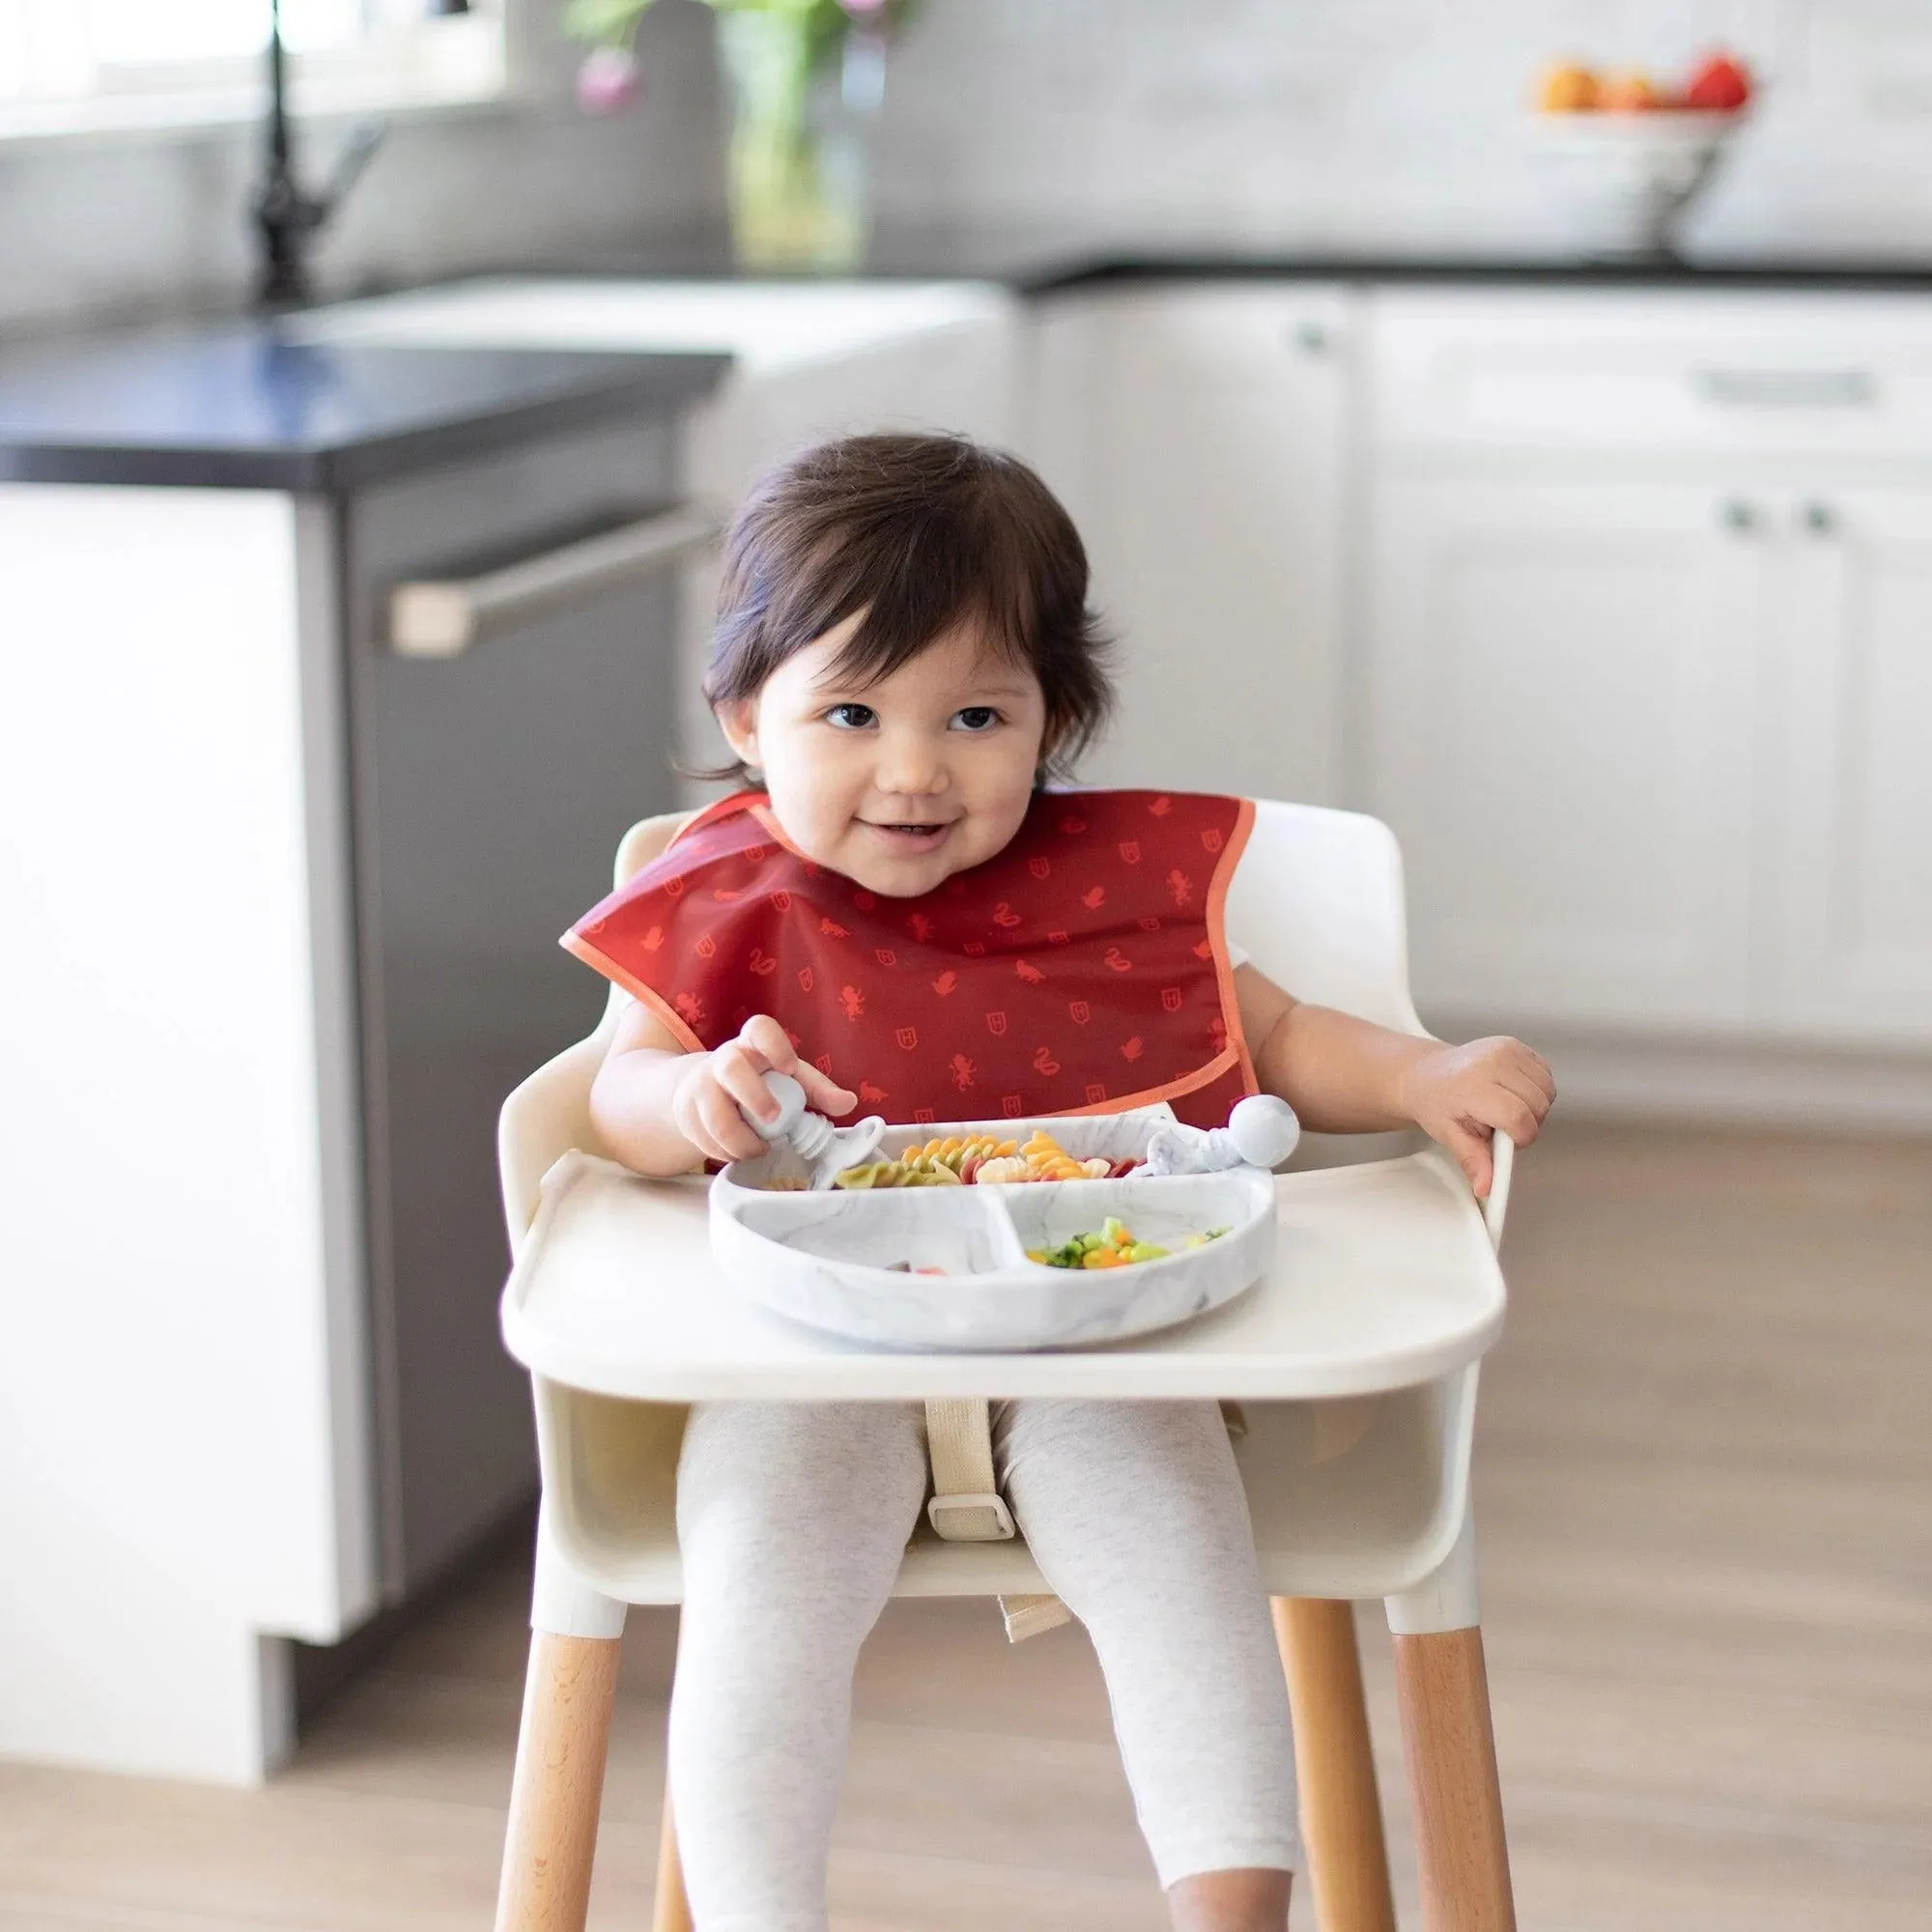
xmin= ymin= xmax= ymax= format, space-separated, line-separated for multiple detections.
xmin=340 ymin=414 xmax=711 ymax=1599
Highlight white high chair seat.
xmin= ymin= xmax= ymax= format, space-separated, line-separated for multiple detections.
xmin=492 ymin=800 xmax=1522 ymax=1932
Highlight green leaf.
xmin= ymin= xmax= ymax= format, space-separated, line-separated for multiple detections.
xmin=563 ymin=0 xmax=656 ymax=46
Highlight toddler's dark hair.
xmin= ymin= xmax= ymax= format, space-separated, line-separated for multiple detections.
xmin=700 ymin=433 xmax=1113 ymax=783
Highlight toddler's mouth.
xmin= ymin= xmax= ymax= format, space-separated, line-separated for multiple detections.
xmin=862 ymin=819 xmax=955 ymax=849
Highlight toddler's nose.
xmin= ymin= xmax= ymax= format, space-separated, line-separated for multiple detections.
xmin=874 ymin=730 xmax=948 ymax=797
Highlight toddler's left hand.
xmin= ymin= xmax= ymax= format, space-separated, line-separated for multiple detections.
xmin=1398 ymin=1037 xmax=1555 ymax=1199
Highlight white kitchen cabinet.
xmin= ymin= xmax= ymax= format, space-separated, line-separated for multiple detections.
xmin=0 ymin=485 xmax=367 ymax=1782
xmin=1366 ymin=290 xmax=1932 ymax=1062
xmin=1773 ymin=483 xmax=1932 ymax=1043
xmin=1024 ymin=285 xmax=1352 ymax=805
xmin=1364 ymin=475 xmax=1764 ymax=1032
xmin=1366 ymin=286 xmax=1932 ymax=461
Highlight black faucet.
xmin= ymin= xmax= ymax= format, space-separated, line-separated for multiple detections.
xmin=253 ymin=0 xmax=384 ymax=308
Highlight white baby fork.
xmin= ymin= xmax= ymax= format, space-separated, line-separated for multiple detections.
xmin=748 ymin=1070 xmax=886 ymax=1189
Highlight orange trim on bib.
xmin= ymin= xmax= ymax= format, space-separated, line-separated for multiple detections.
xmin=558 ymin=931 xmax=706 ymax=1053
xmin=1204 ymin=795 xmax=1259 ymax=1094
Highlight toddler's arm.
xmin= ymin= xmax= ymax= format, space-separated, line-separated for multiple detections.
xmin=1235 ymin=966 xmax=1554 ymax=1198
xmin=591 ymin=1007 xmax=858 ymax=1177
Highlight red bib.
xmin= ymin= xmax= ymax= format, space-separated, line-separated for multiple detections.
xmin=563 ymin=788 xmax=1256 ymax=1128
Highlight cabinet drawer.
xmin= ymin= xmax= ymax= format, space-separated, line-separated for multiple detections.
xmin=1370 ymin=289 xmax=1932 ymax=458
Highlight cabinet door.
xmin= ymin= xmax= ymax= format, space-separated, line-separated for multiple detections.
xmin=1771 ymin=485 xmax=1932 ymax=1043
xmin=1026 ymin=286 xmax=1351 ymax=805
xmin=1366 ymin=477 xmax=1763 ymax=1031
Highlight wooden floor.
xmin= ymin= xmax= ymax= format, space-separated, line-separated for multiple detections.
xmin=5 ymin=1121 xmax=1930 ymax=1931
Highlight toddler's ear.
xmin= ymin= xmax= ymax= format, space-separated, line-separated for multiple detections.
xmin=715 ymin=697 xmax=760 ymax=770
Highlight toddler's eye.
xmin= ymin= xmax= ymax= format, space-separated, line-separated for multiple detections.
xmin=952 ymin=706 xmax=1001 ymax=732
xmin=824 ymin=702 xmax=877 ymax=730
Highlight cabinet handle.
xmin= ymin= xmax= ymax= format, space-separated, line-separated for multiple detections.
xmin=1694 ymin=368 xmax=1876 ymax=409
xmin=388 ymin=503 xmax=723 ymax=658
xmin=1719 ymin=498 xmax=1760 ymax=534
xmin=1801 ymin=500 xmax=1838 ymax=536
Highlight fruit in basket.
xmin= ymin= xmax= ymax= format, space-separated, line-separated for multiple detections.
xmin=1598 ymin=70 xmax=1662 ymax=112
xmin=1538 ymin=50 xmax=1753 ymax=118
xmin=1537 ymin=63 xmax=1600 ymax=113
xmin=1684 ymin=52 xmax=1751 ymax=112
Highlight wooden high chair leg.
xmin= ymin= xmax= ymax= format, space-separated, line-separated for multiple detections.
xmin=1386 ymin=1512 xmax=1515 ymax=1932
xmin=1272 ymin=1598 xmax=1397 ymax=1932
xmin=651 ymin=1784 xmax=693 ymax=1932
xmin=1390 ymin=1628 xmax=1515 ymax=1932
xmin=495 ymin=1632 xmax=623 ymax=1932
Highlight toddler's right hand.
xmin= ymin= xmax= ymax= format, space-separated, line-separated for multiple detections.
xmin=671 ymin=1014 xmax=858 ymax=1164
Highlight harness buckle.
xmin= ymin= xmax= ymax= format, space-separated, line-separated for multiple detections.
xmin=925 ymin=1491 xmax=1016 ymax=1541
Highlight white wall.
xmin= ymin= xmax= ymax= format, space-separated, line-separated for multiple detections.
xmin=0 ymin=0 xmax=724 ymax=335
xmin=869 ymin=0 xmax=1932 ymax=259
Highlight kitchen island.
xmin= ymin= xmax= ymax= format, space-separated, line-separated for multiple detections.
xmin=0 ymin=282 xmax=1026 ymax=1786
xmin=0 ymin=327 xmax=725 ymax=1784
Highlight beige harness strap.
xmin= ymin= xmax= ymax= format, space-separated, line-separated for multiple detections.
xmin=998 ymin=1592 xmax=1074 ymax=1641
xmin=922 ymin=1398 xmax=1073 ymax=1642
xmin=920 ymin=1400 xmax=1251 ymax=1644
xmin=922 ymin=1398 xmax=1012 ymax=1542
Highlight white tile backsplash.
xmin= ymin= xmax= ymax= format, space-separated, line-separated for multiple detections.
xmin=866 ymin=0 xmax=1932 ymax=258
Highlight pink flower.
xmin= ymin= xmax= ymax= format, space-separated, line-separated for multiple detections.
xmin=576 ymin=45 xmax=640 ymax=115
xmin=839 ymin=0 xmax=889 ymax=13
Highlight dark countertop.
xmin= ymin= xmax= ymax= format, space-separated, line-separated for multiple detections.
xmin=1021 ymin=251 xmax=1932 ymax=296
xmin=0 ymin=326 xmax=728 ymax=492
xmin=553 ymin=225 xmax=1932 ymax=296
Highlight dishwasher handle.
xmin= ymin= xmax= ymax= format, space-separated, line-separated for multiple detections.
xmin=388 ymin=503 xmax=723 ymax=658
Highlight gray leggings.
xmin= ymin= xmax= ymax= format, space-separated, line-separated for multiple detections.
xmin=668 ymin=1399 xmax=1300 ymax=1930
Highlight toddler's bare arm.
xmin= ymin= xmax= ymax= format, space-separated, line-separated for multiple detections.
xmin=1235 ymin=965 xmax=1554 ymax=1198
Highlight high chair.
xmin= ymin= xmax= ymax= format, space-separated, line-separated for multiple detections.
xmin=493 ymin=800 xmax=1520 ymax=1932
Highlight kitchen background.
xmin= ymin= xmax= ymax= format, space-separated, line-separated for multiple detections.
xmin=19 ymin=0 xmax=1932 ymax=333
xmin=2 ymin=4 xmax=1929 ymax=1930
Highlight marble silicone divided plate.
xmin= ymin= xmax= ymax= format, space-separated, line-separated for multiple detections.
xmin=710 ymin=1110 xmax=1277 ymax=1351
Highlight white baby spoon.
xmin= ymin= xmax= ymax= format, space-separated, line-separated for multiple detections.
xmin=748 ymin=1070 xmax=886 ymax=1189
xmin=1141 ymin=1094 xmax=1301 ymax=1178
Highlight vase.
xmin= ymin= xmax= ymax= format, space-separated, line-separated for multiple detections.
xmin=716 ymin=10 xmax=872 ymax=272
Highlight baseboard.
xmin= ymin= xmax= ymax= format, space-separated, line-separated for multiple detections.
xmin=291 ymin=1493 xmax=538 ymax=1734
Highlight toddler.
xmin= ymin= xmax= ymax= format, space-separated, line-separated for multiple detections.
xmin=568 ymin=434 xmax=1554 ymax=1932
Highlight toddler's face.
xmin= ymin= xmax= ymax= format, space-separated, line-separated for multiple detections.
xmin=716 ymin=616 xmax=1048 ymax=897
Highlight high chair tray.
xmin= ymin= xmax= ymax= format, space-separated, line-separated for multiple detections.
xmin=499 ymin=1146 xmax=1508 ymax=1403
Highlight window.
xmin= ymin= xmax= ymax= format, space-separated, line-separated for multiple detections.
xmin=0 ymin=0 xmax=506 ymax=140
